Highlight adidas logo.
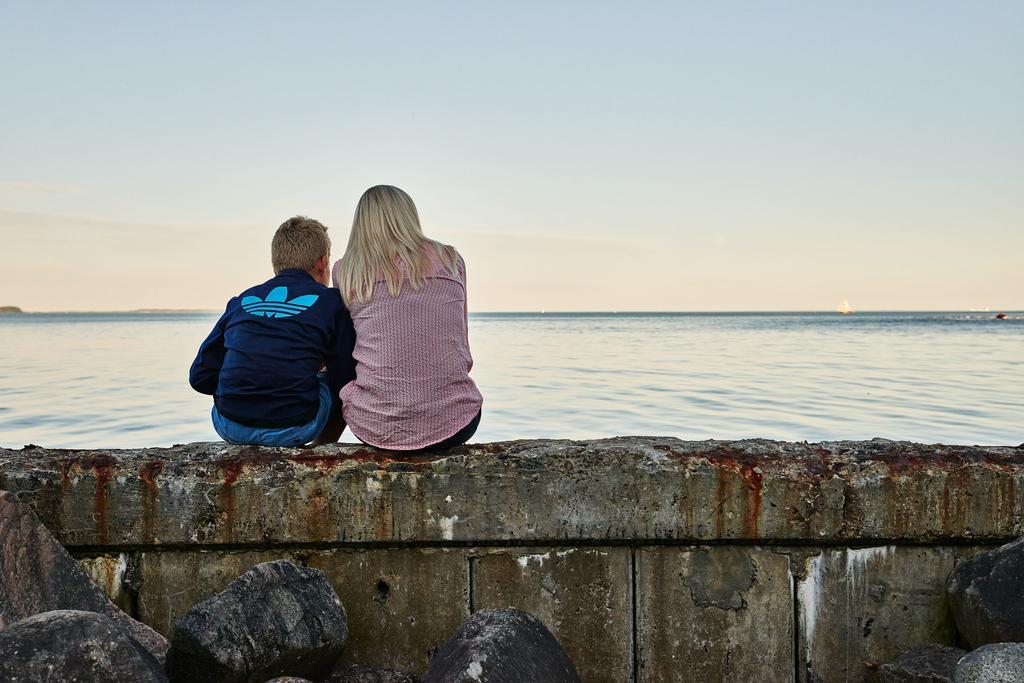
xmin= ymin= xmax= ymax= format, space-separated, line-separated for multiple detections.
xmin=241 ymin=286 xmax=319 ymax=318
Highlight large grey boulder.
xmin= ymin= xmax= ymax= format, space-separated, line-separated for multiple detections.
xmin=0 ymin=489 xmax=169 ymax=661
xmin=328 ymin=665 xmax=419 ymax=682
xmin=947 ymin=538 xmax=1024 ymax=647
xmin=423 ymin=608 xmax=580 ymax=683
xmin=876 ymin=645 xmax=967 ymax=682
xmin=954 ymin=643 xmax=1024 ymax=683
xmin=165 ymin=559 xmax=348 ymax=683
xmin=0 ymin=609 xmax=167 ymax=682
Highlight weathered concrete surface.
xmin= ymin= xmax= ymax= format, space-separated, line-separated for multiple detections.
xmin=307 ymin=548 xmax=470 ymax=676
xmin=77 ymin=552 xmax=134 ymax=614
xmin=2 ymin=438 xmax=1023 ymax=547
xmin=635 ymin=546 xmax=793 ymax=682
xmin=4 ymin=439 xmax=1024 ymax=682
xmin=471 ymin=547 xmax=632 ymax=683
xmin=796 ymin=546 xmax=986 ymax=683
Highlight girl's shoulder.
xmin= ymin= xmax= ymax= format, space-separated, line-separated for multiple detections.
xmin=424 ymin=241 xmax=465 ymax=280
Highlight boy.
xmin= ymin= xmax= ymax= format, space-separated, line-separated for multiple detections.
xmin=189 ymin=216 xmax=355 ymax=446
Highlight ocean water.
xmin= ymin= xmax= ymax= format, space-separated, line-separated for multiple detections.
xmin=0 ymin=311 xmax=1021 ymax=449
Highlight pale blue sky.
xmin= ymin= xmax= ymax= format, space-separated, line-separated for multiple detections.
xmin=1 ymin=1 xmax=1021 ymax=311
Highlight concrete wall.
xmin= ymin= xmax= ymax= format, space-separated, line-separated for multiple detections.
xmin=2 ymin=437 xmax=1021 ymax=682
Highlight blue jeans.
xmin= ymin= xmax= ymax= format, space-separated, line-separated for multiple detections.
xmin=211 ymin=374 xmax=332 ymax=447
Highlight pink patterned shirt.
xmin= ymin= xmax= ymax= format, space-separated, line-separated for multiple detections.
xmin=331 ymin=248 xmax=483 ymax=450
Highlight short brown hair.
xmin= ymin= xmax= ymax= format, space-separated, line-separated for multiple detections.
xmin=271 ymin=216 xmax=331 ymax=274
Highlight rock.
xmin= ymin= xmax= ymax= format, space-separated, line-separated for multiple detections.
xmin=954 ymin=643 xmax=1024 ymax=683
xmin=165 ymin=559 xmax=348 ymax=683
xmin=947 ymin=537 xmax=1024 ymax=647
xmin=876 ymin=644 xmax=967 ymax=682
xmin=0 ymin=609 xmax=167 ymax=682
xmin=264 ymin=679 xmax=315 ymax=683
xmin=0 ymin=489 xmax=169 ymax=661
xmin=423 ymin=608 xmax=580 ymax=683
xmin=328 ymin=665 xmax=419 ymax=682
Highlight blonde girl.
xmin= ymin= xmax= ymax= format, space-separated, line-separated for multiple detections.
xmin=332 ymin=185 xmax=482 ymax=451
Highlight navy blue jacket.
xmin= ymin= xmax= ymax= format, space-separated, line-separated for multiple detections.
xmin=189 ymin=269 xmax=356 ymax=428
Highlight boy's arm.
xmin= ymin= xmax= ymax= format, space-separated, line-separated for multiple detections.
xmin=189 ymin=304 xmax=231 ymax=395
xmin=325 ymin=304 xmax=357 ymax=400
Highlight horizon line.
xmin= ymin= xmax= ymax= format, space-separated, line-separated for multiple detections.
xmin=4 ymin=308 xmax=1022 ymax=315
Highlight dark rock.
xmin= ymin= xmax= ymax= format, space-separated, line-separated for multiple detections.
xmin=0 ymin=609 xmax=167 ymax=682
xmin=954 ymin=643 xmax=1024 ymax=683
xmin=423 ymin=608 xmax=580 ymax=683
xmin=0 ymin=489 xmax=169 ymax=661
xmin=947 ymin=537 xmax=1024 ymax=647
xmin=876 ymin=645 xmax=967 ymax=682
xmin=328 ymin=665 xmax=419 ymax=682
xmin=165 ymin=559 xmax=348 ymax=683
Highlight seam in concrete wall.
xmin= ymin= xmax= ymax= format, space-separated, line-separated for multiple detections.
xmin=58 ymin=538 xmax=1019 ymax=556
xmin=790 ymin=555 xmax=800 ymax=683
xmin=127 ymin=552 xmax=143 ymax=622
xmin=630 ymin=546 xmax=638 ymax=683
xmin=467 ymin=554 xmax=476 ymax=614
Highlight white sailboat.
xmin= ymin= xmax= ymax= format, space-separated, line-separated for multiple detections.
xmin=837 ymin=299 xmax=855 ymax=315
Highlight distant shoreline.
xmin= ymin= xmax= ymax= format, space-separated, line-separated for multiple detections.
xmin=0 ymin=308 xmax=221 ymax=314
xmin=3 ymin=308 xmax=1021 ymax=316
xmin=130 ymin=308 xmax=220 ymax=313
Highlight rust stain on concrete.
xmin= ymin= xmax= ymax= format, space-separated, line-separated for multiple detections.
xmin=714 ymin=471 xmax=730 ymax=538
xmin=666 ymin=446 xmax=768 ymax=538
xmin=737 ymin=462 xmax=764 ymax=539
xmin=139 ymin=460 xmax=164 ymax=542
xmin=373 ymin=485 xmax=392 ymax=540
xmin=217 ymin=457 xmax=247 ymax=542
xmin=100 ymin=556 xmax=120 ymax=597
xmin=88 ymin=454 xmax=116 ymax=544
xmin=58 ymin=460 xmax=74 ymax=496
xmin=306 ymin=485 xmax=331 ymax=542
xmin=705 ymin=449 xmax=767 ymax=539
xmin=287 ymin=449 xmax=446 ymax=472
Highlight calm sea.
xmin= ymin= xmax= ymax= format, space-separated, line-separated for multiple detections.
xmin=0 ymin=312 xmax=1021 ymax=449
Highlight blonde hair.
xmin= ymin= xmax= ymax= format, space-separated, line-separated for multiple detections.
xmin=271 ymin=216 xmax=331 ymax=274
xmin=337 ymin=185 xmax=458 ymax=305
